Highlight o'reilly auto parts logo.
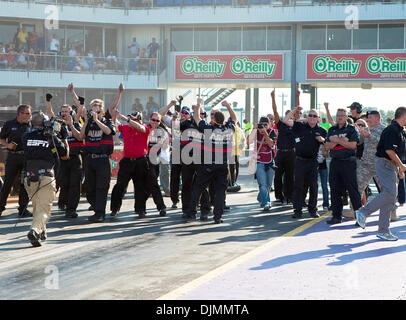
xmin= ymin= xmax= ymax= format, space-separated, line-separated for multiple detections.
xmin=366 ymin=55 xmax=406 ymax=75
xmin=230 ymin=57 xmax=276 ymax=76
xmin=313 ymin=55 xmax=361 ymax=76
xmin=181 ymin=57 xmax=226 ymax=77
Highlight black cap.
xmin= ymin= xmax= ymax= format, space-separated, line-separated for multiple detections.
xmin=366 ymin=110 xmax=381 ymax=117
xmin=348 ymin=102 xmax=363 ymax=113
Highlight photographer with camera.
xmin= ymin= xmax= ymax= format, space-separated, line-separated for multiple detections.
xmin=247 ymin=117 xmax=277 ymax=211
xmin=0 ymin=104 xmax=32 ymax=217
xmin=22 ymin=111 xmax=69 ymax=247
xmin=45 ymin=92 xmax=84 ymax=219
xmin=77 ymin=98 xmax=116 ymax=223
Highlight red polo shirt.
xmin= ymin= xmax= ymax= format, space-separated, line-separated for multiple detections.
xmin=118 ymin=123 xmax=151 ymax=158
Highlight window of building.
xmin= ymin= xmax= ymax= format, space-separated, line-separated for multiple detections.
xmin=0 ymin=89 xmax=19 ymax=106
xmin=353 ymin=24 xmax=377 ymax=49
xmin=85 ymin=89 xmax=104 ymax=103
xmin=171 ymin=28 xmax=193 ymax=51
xmin=194 ymin=27 xmax=217 ymax=51
xmin=0 ymin=22 xmax=19 ymax=48
xmin=218 ymin=27 xmax=241 ymax=51
xmin=105 ymin=29 xmax=118 ymax=55
xmin=243 ymin=26 xmax=266 ymax=51
xmin=85 ymin=27 xmax=103 ymax=55
xmin=327 ymin=25 xmax=351 ymax=50
xmin=302 ymin=25 xmax=326 ymax=50
xmin=66 ymin=26 xmax=84 ymax=53
xmin=379 ymin=24 xmax=404 ymax=49
xmin=267 ymin=26 xmax=291 ymax=50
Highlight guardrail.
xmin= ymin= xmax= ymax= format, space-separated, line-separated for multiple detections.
xmin=0 ymin=52 xmax=160 ymax=75
xmin=0 ymin=0 xmax=403 ymax=9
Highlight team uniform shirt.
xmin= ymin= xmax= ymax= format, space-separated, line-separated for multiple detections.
xmin=326 ymin=122 xmax=359 ymax=160
xmin=179 ymin=118 xmax=204 ymax=159
xmin=118 ymin=123 xmax=150 ymax=158
xmin=376 ymin=120 xmax=405 ymax=160
xmin=148 ymin=124 xmax=168 ymax=156
xmin=256 ymin=129 xmax=277 ymax=164
xmin=0 ymin=118 xmax=30 ymax=152
xmin=197 ymin=119 xmax=235 ymax=165
xmin=66 ymin=121 xmax=83 ymax=156
xmin=275 ymin=121 xmax=295 ymax=150
xmin=291 ymin=122 xmax=327 ymax=160
xmin=84 ymin=117 xmax=115 ymax=155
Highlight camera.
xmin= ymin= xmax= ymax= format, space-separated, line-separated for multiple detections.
xmin=257 ymin=123 xmax=264 ymax=129
xmin=43 ymin=118 xmax=62 ymax=137
xmin=175 ymin=95 xmax=183 ymax=113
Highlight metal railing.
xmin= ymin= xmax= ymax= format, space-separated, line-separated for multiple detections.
xmin=0 ymin=0 xmax=403 ymax=9
xmin=0 ymin=52 xmax=160 ymax=76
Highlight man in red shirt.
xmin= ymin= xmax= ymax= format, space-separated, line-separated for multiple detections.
xmin=109 ymin=110 xmax=151 ymax=217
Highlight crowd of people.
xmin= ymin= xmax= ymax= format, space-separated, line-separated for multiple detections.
xmin=0 ymin=30 xmax=159 ymax=74
xmin=0 ymin=84 xmax=404 ymax=247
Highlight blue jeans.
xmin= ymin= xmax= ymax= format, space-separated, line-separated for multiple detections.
xmin=319 ymin=167 xmax=329 ymax=208
xmin=256 ymin=162 xmax=275 ymax=207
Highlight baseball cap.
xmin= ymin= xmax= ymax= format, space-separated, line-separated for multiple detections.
xmin=366 ymin=110 xmax=381 ymax=117
xmin=181 ymin=106 xmax=190 ymax=114
xmin=348 ymin=102 xmax=363 ymax=112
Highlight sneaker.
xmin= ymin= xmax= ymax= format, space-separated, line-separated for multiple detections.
xmin=390 ymin=210 xmax=398 ymax=222
xmin=137 ymin=211 xmax=146 ymax=218
xmin=323 ymin=206 xmax=329 ymax=212
xmin=377 ymin=231 xmax=398 ymax=241
xmin=159 ymin=208 xmax=167 ymax=217
xmin=354 ymin=210 xmax=366 ymax=229
xmin=110 ymin=210 xmax=119 ymax=217
xmin=171 ymin=203 xmax=178 ymax=209
xmin=326 ymin=217 xmax=342 ymax=225
xmin=18 ymin=209 xmax=32 ymax=218
xmin=214 ymin=218 xmax=223 ymax=224
xmin=292 ymin=212 xmax=303 ymax=219
xmin=27 ymin=229 xmax=41 ymax=247
xmin=40 ymin=231 xmax=47 ymax=241
xmin=263 ymin=203 xmax=271 ymax=211
xmin=88 ymin=214 xmax=105 ymax=223
xmin=224 ymin=205 xmax=231 ymax=211
xmin=65 ymin=211 xmax=78 ymax=219
xmin=309 ymin=212 xmax=320 ymax=218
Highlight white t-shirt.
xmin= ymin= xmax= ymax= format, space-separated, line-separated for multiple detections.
xmin=50 ymin=38 xmax=60 ymax=51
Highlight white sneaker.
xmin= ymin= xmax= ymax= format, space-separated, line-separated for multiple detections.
xmin=354 ymin=210 xmax=366 ymax=229
xmin=263 ymin=203 xmax=271 ymax=211
xmin=377 ymin=231 xmax=398 ymax=241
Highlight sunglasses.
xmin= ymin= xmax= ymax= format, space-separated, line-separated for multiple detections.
xmin=150 ymin=118 xmax=160 ymax=123
xmin=200 ymin=112 xmax=206 ymax=115
xmin=308 ymin=114 xmax=318 ymax=118
xmin=181 ymin=111 xmax=189 ymax=115
xmin=21 ymin=112 xmax=31 ymax=115
xmin=356 ymin=123 xmax=366 ymax=127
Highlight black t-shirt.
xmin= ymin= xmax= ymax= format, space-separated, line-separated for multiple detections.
xmin=0 ymin=118 xmax=30 ymax=152
xmin=326 ymin=123 xmax=359 ymax=160
xmin=276 ymin=121 xmax=295 ymax=150
xmin=291 ymin=122 xmax=327 ymax=159
xmin=84 ymin=117 xmax=115 ymax=155
xmin=376 ymin=120 xmax=405 ymax=160
xmin=179 ymin=118 xmax=204 ymax=160
xmin=22 ymin=127 xmax=68 ymax=172
xmin=66 ymin=121 xmax=83 ymax=156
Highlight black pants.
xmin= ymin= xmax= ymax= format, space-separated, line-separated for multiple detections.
xmin=85 ymin=156 xmax=111 ymax=217
xmin=274 ymin=150 xmax=295 ymax=202
xmin=329 ymin=158 xmax=362 ymax=219
xmin=187 ymin=164 xmax=228 ymax=221
xmin=0 ymin=153 xmax=28 ymax=212
xmin=111 ymin=157 xmax=148 ymax=213
xmin=229 ymin=155 xmax=240 ymax=186
xmin=145 ymin=162 xmax=166 ymax=211
xmin=170 ymin=163 xmax=182 ymax=205
xmin=292 ymin=158 xmax=318 ymax=214
xmin=182 ymin=163 xmax=211 ymax=214
xmin=58 ymin=155 xmax=82 ymax=212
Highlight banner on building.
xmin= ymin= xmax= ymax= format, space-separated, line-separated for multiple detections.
xmin=307 ymin=53 xmax=406 ymax=80
xmin=175 ymin=54 xmax=284 ymax=80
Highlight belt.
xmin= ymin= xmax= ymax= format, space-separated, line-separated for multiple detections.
xmin=88 ymin=153 xmax=109 ymax=159
xmin=278 ymin=148 xmax=295 ymax=152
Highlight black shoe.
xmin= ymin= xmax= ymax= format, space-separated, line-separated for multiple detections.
xmin=110 ymin=210 xmax=119 ymax=217
xmin=27 ymin=229 xmax=41 ymax=247
xmin=88 ymin=214 xmax=105 ymax=223
xmin=40 ymin=231 xmax=47 ymax=241
xmin=224 ymin=205 xmax=231 ymax=211
xmin=214 ymin=218 xmax=223 ymax=224
xmin=272 ymin=199 xmax=284 ymax=206
xmin=200 ymin=213 xmax=209 ymax=221
xmin=302 ymin=202 xmax=308 ymax=208
xmin=65 ymin=211 xmax=78 ymax=219
xmin=292 ymin=212 xmax=303 ymax=219
xmin=184 ymin=214 xmax=196 ymax=221
xmin=137 ymin=211 xmax=146 ymax=218
xmin=326 ymin=217 xmax=342 ymax=225
xmin=18 ymin=209 xmax=32 ymax=218
xmin=286 ymin=199 xmax=292 ymax=205
xmin=171 ymin=203 xmax=178 ymax=209
xmin=309 ymin=212 xmax=320 ymax=218
xmin=58 ymin=204 xmax=66 ymax=211
xmin=159 ymin=208 xmax=166 ymax=217
xmin=88 ymin=205 xmax=94 ymax=211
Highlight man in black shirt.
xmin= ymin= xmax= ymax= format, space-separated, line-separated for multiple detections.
xmin=354 ymin=107 xmax=406 ymax=241
xmin=0 ymin=104 xmax=32 ymax=217
xmin=271 ymin=89 xmax=299 ymax=205
xmin=348 ymin=102 xmax=363 ymax=123
xmin=283 ymin=107 xmax=327 ymax=218
xmin=324 ymin=108 xmax=361 ymax=225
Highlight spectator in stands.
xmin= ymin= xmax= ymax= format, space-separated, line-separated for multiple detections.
xmin=27 ymin=48 xmax=37 ymax=70
xmin=49 ymin=34 xmax=60 ymax=53
xmin=132 ymin=98 xmax=143 ymax=113
xmin=106 ymin=51 xmax=118 ymax=70
xmin=128 ymin=37 xmax=141 ymax=58
xmin=0 ymin=46 xmax=7 ymax=68
xmin=16 ymin=49 xmax=27 ymax=68
xmin=138 ymin=48 xmax=147 ymax=72
xmin=28 ymin=31 xmax=38 ymax=52
xmin=17 ymin=27 xmax=29 ymax=51
xmin=95 ymin=50 xmax=106 ymax=72
xmin=87 ymin=50 xmax=95 ymax=71
xmin=38 ymin=33 xmax=45 ymax=52
xmin=0 ymin=43 xmax=4 ymax=54
xmin=146 ymin=96 xmax=159 ymax=118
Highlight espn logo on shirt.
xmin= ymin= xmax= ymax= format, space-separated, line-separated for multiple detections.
xmin=27 ymin=139 xmax=49 ymax=148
